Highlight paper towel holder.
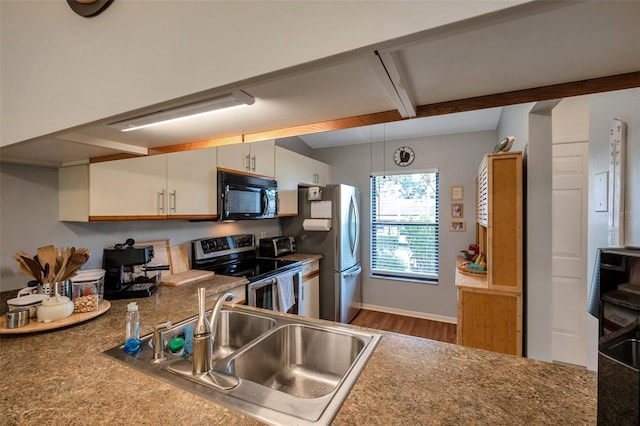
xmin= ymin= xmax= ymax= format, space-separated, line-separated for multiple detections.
xmin=308 ymin=187 xmax=323 ymax=201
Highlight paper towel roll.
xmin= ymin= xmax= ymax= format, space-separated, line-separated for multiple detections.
xmin=303 ymin=219 xmax=332 ymax=231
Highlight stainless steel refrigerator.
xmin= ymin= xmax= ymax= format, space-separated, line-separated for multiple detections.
xmin=281 ymin=184 xmax=362 ymax=323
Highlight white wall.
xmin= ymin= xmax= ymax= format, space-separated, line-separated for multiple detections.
xmin=0 ymin=1 xmax=523 ymax=146
xmin=497 ymin=91 xmax=639 ymax=364
xmin=313 ymin=130 xmax=496 ymax=320
xmin=0 ymin=162 xmax=281 ymax=291
xmin=497 ymin=101 xmax=558 ymax=360
xmin=552 ymin=96 xmax=590 ymax=143
xmin=586 ymin=88 xmax=640 ymax=370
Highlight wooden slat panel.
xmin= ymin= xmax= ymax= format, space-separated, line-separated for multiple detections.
xmin=489 ymin=155 xmax=520 ymax=289
xmin=458 ymin=289 xmax=521 ymax=355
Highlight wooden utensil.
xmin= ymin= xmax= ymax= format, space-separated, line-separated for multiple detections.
xmin=54 ymin=247 xmax=70 ymax=282
xmin=37 ymin=245 xmax=57 ymax=283
xmin=12 ymin=253 xmax=35 ymax=280
xmin=61 ymin=250 xmax=90 ymax=280
xmin=21 ymin=256 xmax=44 ymax=283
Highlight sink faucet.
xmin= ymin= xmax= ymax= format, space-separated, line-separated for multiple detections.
xmin=192 ymin=288 xmax=234 ymax=375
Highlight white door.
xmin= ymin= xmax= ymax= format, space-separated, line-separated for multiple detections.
xmin=551 ymin=142 xmax=589 ymax=366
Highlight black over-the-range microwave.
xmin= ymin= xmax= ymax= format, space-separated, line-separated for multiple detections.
xmin=218 ymin=171 xmax=278 ymax=220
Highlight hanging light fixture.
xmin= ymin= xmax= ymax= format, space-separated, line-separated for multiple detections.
xmin=107 ymin=90 xmax=255 ymax=132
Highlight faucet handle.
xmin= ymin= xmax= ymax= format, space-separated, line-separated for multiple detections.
xmin=151 ymin=321 xmax=172 ymax=363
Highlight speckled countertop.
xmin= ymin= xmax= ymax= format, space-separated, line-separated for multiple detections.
xmin=0 ymin=273 xmax=597 ymax=425
xmin=278 ymin=253 xmax=322 ymax=263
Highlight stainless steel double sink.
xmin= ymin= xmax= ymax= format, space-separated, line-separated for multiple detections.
xmin=103 ymin=305 xmax=381 ymax=425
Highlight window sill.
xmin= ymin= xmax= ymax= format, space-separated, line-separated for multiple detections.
xmin=370 ymin=274 xmax=438 ymax=285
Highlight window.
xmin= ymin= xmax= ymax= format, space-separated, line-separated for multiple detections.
xmin=370 ymin=171 xmax=439 ymax=282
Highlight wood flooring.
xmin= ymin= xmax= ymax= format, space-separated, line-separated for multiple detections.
xmin=350 ymin=309 xmax=457 ymax=344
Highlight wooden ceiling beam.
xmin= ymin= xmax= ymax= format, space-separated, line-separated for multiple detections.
xmin=244 ymin=71 xmax=640 ymax=143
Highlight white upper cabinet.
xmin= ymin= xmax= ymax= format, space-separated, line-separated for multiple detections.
xmin=60 ymin=148 xmax=218 ymax=221
xmin=275 ymin=147 xmax=332 ymax=216
xmin=166 ymin=148 xmax=217 ymax=217
xmin=217 ymin=139 xmax=275 ymax=177
xmin=90 ymin=155 xmax=167 ymax=217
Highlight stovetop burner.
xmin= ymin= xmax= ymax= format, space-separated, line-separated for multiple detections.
xmin=191 ymin=234 xmax=300 ymax=282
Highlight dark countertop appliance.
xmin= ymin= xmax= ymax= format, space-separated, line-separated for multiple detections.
xmin=191 ymin=234 xmax=301 ymax=312
xmin=218 ymin=171 xmax=278 ymax=220
xmin=588 ymin=247 xmax=640 ymax=425
xmin=258 ymin=236 xmax=296 ymax=258
xmin=103 ymin=244 xmax=158 ymax=299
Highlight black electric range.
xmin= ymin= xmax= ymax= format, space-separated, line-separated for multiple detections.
xmin=191 ymin=234 xmax=300 ymax=282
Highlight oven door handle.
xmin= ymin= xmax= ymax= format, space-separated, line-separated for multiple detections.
xmin=249 ymin=277 xmax=276 ymax=290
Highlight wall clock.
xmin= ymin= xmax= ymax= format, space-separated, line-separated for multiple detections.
xmin=393 ymin=146 xmax=415 ymax=167
xmin=67 ymin=0 xmax=114 ymax=18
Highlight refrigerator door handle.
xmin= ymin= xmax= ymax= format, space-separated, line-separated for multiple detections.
xmin=350 ymin=191 xmax=360 ymax=259
xmin=343 ymin=265 xmax=362 ymax=278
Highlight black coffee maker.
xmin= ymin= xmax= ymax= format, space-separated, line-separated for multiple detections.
xmin=103 ymin=239 xmax=158 ymax=299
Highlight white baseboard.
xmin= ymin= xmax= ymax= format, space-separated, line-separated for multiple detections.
xmin=361 ymin=303 xmax=457 ymax=325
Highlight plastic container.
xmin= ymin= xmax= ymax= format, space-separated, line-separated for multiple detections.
xmin=71 ymin=269 xmax=105 ymax=313
xmin=124 ymin=302 xmax=141 ymax=355
xmin=7 ymin=293 xmax=49 ymax=318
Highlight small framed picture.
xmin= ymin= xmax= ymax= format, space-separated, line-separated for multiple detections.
xmin=450 ymin=220 xmax=466 ymax=232
xmin=451 ymin=203 xmax=463 ymax=218
xmin=451 ymin=185 xmax=463 ymax=200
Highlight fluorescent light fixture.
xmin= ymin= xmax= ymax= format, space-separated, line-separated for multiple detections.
xmin=107 ymin=90 xmax=255 ymax=132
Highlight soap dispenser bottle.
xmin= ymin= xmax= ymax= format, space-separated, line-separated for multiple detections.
xmin=124 ymin=302 xmax=141 ymax=355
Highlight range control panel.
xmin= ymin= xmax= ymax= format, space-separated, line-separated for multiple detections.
xmin=192 ymin=234 xmax=255 ymax=260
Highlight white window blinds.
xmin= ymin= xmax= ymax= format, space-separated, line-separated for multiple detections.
xmin=370 ymin=171 xmax=439 ymax=281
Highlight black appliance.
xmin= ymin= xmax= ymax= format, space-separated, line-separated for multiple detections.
xmin=258 ymin=236 xmax=296 ymax=258
xmin=589 ymin=247 xmax=640 ymax=335
xmin=102 ymin=244 xmax=158 ymax=299
xmin=218 ymin=171 xmax=278 ymax=220
xmin=191 ymin=234 xmax=301 ymax=312
xmin=588 ymin=247 xmax=640 ymax=425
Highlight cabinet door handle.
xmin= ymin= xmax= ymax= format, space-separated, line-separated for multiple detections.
xmin=245 ymin=154 xmax=251 ymax=171
xmin=158 ymin=190 xmax=165 ymax=213
xmin=252 ymin=155 xmax=256 ymax=172
xmin=170 ymin=190 xmax=177 ymax=213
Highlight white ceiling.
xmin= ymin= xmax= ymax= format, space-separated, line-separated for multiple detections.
xmin=1 ymin=1 xmax=638 ymax=166
xmin=299 ymin=107 xmax=503 ymax=149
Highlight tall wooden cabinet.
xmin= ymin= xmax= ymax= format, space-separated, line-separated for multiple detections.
xmin=456 ymin=152 xmax=523 ymax=356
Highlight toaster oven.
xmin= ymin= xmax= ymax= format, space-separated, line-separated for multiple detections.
xmin=258 ymin=237 xmax=296 ymax=258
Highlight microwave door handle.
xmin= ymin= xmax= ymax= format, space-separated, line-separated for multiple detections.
xmin=223 ymin=185 xmax=230 ymax=217
xmin=262 ymin=189 xmax=269 ymax=216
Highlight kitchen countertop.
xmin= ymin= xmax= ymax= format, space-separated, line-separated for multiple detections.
xmin=265 ymin=252 xmax=323 ymax=264
xmin=0 ymin=274 xmax=597 ymax=425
